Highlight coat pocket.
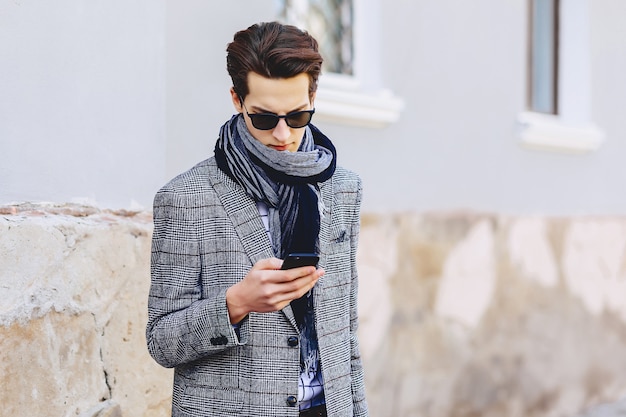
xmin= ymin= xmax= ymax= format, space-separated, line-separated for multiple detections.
xmin=180 ymin=385 xmax=245 ymax=415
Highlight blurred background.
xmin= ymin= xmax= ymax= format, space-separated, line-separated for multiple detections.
xmin=1 ymin=1 xmax=626 ymax=416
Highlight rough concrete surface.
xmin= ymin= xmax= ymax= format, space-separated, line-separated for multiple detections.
xmin=0 ymin=204 xmax=171 ymax=417
xmin=357 ymin=213 xmax=626 ymax=417
xmin=575 ymin=398 xmax=626 ymax=417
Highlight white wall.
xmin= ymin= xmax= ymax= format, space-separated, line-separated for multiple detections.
xmin=164 ymin=0 xmax=626 ymax=215
xmin=165 ymin=0 xmax=277 ymax=180
xmin=327 ymin=0 xmax=626 ymax=215
xmin=3 ymin=1 xmax=625 ymax=214
xmin=0 ymin=1 xmax=166 ymax=209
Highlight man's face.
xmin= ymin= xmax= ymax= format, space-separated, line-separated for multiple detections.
xmin=231 ymin=72 xmax=315 ymax=153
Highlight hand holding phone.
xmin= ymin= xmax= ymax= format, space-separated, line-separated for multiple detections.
xmin=280 ymin=253 xmax=320 ymax=270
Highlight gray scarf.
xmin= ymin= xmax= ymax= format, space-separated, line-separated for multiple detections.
xmin=214 ymin=114 xmax=336 ymax=258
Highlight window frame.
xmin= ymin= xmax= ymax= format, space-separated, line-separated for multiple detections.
xmin=279 ymin=0 xmax=404 ymax=128
xmin=518 ymin=0 xmax=604 ymax=153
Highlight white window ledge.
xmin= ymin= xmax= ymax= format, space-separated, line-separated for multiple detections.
xmin=314 ymin=74 xmax=404 ymax=129
xmin=516 ymin=111 xmax=605 ymax=154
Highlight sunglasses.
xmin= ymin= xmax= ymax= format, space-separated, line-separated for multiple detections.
xmin=240 ymin=97 xmax=315 ymax=130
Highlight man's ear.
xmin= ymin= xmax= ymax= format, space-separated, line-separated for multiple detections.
xmin=310 ymin=91 xmax=316 ymax=108
xmin=230 ymin=87 xmax=243 ymax=113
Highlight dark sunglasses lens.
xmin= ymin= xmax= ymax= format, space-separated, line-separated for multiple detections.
xmin=251 ymin=114 xmax=279 ymax=130
xmin=249 ymin=111 xmax=313 ymax=130
xmin=286 ymin=111 xmax=313 ymax=128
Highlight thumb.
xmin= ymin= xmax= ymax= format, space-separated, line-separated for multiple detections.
xmin=253 ymin=257 xmax=283 ymax=271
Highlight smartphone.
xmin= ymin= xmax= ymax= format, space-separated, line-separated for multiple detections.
xmin=280 ymin=253 xmax=320 ymax=270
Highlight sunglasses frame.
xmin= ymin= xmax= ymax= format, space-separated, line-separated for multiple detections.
xmin=239 ymin=97 xmax=315 ymax=130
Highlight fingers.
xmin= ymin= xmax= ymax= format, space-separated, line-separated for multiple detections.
xmin=253 ymin=257 xmax=319 ymax=284
xmin=280 ymin=267 xmax=324 ymax=299
xmin=281 ymin=265 xmax=318 ymax=281
xmin=239 ymin=258 xmax=325 ymax=314
xmin=260 ymin=268 xmax=323 ymax=310
xmin=269 ymin=274 xmax=322 ymax=311
xmin=252 ymin=257 xmax=283 ymax=271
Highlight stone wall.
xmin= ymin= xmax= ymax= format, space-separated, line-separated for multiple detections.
xmin=0 ymin=205 xmax=171 ymax=417
xmin=2 ymin=205 xmax=626 ymax=416
xmin=358 ymin=213 xmax=626 ymax=417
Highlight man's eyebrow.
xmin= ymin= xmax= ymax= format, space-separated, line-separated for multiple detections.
xmin=249 ymin=103 xmax=309 ymax=114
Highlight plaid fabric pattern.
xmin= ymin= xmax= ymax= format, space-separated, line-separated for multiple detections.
xmin=147 ymin=157 xmax=368 ymax=417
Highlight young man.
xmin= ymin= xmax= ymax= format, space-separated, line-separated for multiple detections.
xmin=147 ymin=22 xmax=369 ymax=417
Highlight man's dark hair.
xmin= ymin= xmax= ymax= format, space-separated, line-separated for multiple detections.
xmin=227 ymin=21 xmax=323 ymax=100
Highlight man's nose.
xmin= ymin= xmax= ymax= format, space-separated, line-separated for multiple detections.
xmin=272 ymin=118 xmax=290 ymax=142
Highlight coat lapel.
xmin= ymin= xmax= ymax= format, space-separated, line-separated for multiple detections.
xmin=207 ymin=159 xmax=273 ymax=263
xmin=206 ymin=159 xmax=299 ymax=330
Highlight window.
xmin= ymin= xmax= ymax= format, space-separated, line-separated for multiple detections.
xmin=277 ymin=0 xmax=403 ymax=128
xmin=279 ymin=0 xmax=353 ymax=75
xmin=529 ymin=0 xmax=559 ymax=114
xmin=518 ymin=0 xmax=604 ymax=153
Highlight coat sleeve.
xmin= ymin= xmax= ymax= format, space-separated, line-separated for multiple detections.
xmin=145 ymin=185 xmax=247 ymax=369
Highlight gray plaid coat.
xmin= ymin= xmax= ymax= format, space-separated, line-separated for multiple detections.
xmin=146 ymin=157 xmax=369 ymax=417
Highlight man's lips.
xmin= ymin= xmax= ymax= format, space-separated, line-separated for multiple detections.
xmin=271 ymin=144 xmax=290 ymax=151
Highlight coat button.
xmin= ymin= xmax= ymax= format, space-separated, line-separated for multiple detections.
xmin=286 ymin=395 xmax=298 ymax=407
xmin=287 ymin=336 xmax=298 ymax=347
